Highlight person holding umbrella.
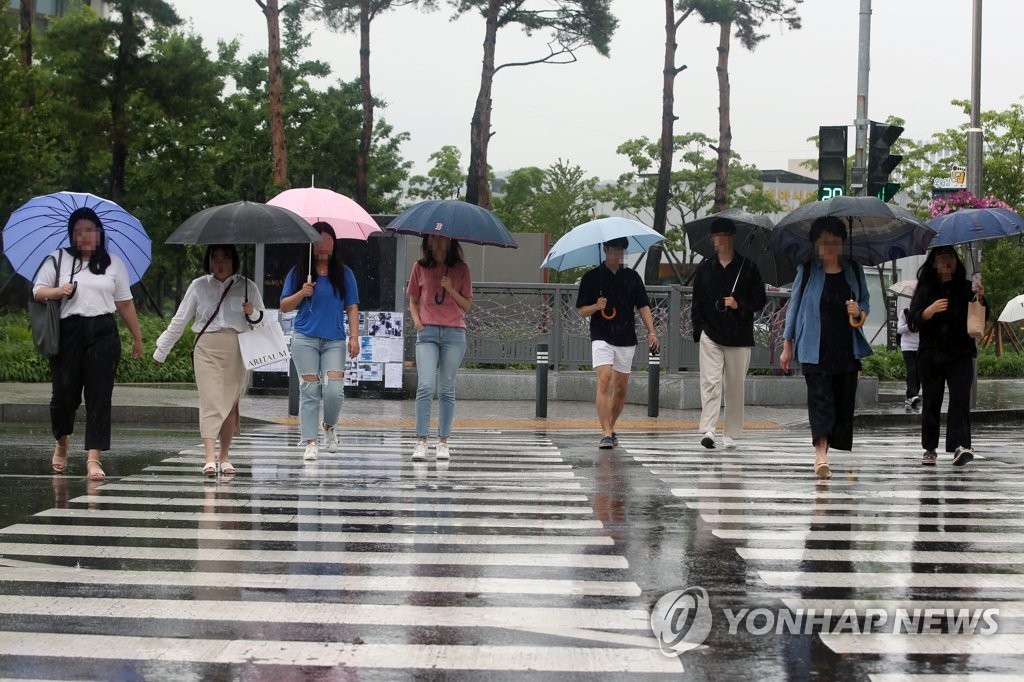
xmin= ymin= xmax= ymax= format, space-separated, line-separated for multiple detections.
xmin=33 ymin=207 xmax=144 ymax=480
xmin=691 ymin=217 xmax=767 ymax=449
xmin=576 ymin=237 xmax=660 ymax=449
xmin=779 ymin=216 xmax=872 ymax=479
xmin=407 ymin=234 xmax=473 ymax=461
xmin=153 ymin=245 xmax=264 ymax=476
xmin=908 ymin=245 xmax=987 ymax=466
xmin=279 ymin=222 xmax=360 ymax=461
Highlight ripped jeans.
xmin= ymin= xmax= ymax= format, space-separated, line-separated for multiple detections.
xmin=290 ymin=331 xmax=345 ymax=442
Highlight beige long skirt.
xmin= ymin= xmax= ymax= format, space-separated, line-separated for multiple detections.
xmin=194 ymin=330 xmax=248 ymax=439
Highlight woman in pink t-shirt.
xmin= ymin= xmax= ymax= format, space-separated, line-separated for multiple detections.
xmin=406 ymin=235 xmax=472 ymax=461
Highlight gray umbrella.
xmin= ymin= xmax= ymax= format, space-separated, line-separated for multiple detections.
xmin=166 ymin=201 xmax=319 ymax=245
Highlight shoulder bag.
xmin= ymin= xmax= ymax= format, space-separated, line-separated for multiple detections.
xmin=28 ymin=250 xmax=63 ymax=357
xmin=237 ymin=319 xmax=290 ymax=370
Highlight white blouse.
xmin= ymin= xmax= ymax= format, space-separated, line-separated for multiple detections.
xmin=32 ymin=250 xmax=133 ymax=319
xmin=153 ymin=274 xmax=265 ymax=363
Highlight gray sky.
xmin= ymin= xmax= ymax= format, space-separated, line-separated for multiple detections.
xmin=169 ymin=0 xmax=1019 ymax=182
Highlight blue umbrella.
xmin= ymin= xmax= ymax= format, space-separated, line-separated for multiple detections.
xmin=927 ymin=207 xmax=1024 ymax=246
xmin=385 ymin=199 xmax=518 ymax=248
xmin=772 ymin=195 xmax=934 ymax=266
xmin=3 ymin=191 xmax=151 ymax=284
xmin=540 ymin=217 xmax=665 ymax=271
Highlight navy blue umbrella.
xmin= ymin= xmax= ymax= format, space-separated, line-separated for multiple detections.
xmin=927 ymin=207 xmax=1024 ymax=246
xmin=385 ymin=200 xmax=518 ymax=248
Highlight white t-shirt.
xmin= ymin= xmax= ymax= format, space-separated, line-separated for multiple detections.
xmin=32 ymin=249 xmax=133 ymax=319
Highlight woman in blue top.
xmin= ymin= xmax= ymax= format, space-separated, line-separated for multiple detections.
xmin=779 ymin=216 xmax=871 ymax=479
xmin=279 ymin=223 xmax=360 ymax=460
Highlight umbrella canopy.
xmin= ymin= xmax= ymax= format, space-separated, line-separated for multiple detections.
xmin=771 ymin=195 xmax=935 ymax=266
xmin=166 ymin=201 xmax=319 ymax=245
xmin=998 ymin=293 xmax=1024 ymax=324
xmin=385 ymin=200 xmax=518 ymax=248
xmin=267 ymin=187 xmax=381 ymax=240
xmin=684 ymin=208 xmax=797 ymax=286
xmin=540 ymin=217 xmax=665 ymax=271
xmin=927 ymin=207 xmax=1024 ymax=247
xmin=888 ymin=279 xmax=917 ymax=298
xmin=3 ymin=191 xmax=151 ymax=285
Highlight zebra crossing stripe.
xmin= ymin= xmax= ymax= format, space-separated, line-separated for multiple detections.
xmin=739 ymin=547 xmax=1024 ymax=564
xmin=0 ymin=632 xmax=682 ymax=672
xmin=685 ymin=501 xmax=1024 ymax=513
xmin=821 ymin=633 xmax=1024 ymax=655
xmin=781 ymin=598 xmax=1024 ymax=619
xmin=716 ymin=529 xmax=1024 ymax=543
xmin=758 ymin=571 xmax=1024 ymax=589
xmin=704 ymin=514 xmax=1024 ymax=528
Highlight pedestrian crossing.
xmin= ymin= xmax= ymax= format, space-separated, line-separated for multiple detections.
xmin=626 ymin=429 xmax=1024 ymax=679
xmin=0 ymin=427 xmax=682 ymax=678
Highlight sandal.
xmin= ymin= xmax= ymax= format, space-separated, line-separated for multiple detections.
xmin=219 ymin=461 xmax=236 ymax=476
xmin=52 ymin=440 xmax=69 ymax=474
xmin=203 ymin=462 xmax=218 ymax=477
xmin=814 ymin=461 xmax=832 ymax=480
xmin=86 ymin=458 xmax=106 ymax=481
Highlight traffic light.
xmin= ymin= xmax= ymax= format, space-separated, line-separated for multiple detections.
xmin=818 ymin=126 xmax=848 ymax=201
xmin=867 ymin=121 xmax=903 ymax=200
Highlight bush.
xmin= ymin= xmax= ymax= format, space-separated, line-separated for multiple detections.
xmin=0 ymin=312 xmax=196 ymax=383
xmin=860 ymin=345 xmax=1024 ymax=380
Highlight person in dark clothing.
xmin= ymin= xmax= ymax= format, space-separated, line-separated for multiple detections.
xmin=780 ymin=216 xmax=872 ymax=480
xmin=908 ymin=245 xmax=987 ymax=466
xmin=691 ymin=217 xmax=767 ymax=449
xmin=576 ymin=237 xmax=660 ymax=449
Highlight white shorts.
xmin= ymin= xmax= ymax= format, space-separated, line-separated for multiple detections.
xmin=591 ymin=340 xmax=636 ymax=374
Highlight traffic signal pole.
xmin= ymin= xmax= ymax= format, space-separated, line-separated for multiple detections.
xmin=852 ymin=0 xmax=872 ymax=195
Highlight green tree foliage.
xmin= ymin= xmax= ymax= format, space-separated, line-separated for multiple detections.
xmin=407 ymin=146 xmax=466 ymax=200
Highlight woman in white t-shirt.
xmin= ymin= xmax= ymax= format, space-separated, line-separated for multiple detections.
xmin=32 ymin=207 xmax=144 ymax=481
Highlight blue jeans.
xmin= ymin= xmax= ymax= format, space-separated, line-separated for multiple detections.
xmin=290 ymin=331 xmax=345 ymax=442
xmin=415 ymin=325 xmax=467 ymax=439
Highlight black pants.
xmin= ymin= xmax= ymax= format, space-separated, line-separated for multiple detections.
xmin=49 ymin=314 xmax=121 ymax=451
xmin=803 ymin=370 xmax=859 ymax=451
xmin=919 ymin=350 xmax=973 ymax=453
xmin=902 ymin=350 xmax=920 ymax=399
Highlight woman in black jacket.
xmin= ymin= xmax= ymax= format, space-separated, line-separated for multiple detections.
xmin=908 ymin=245 xmax=987 ymax=466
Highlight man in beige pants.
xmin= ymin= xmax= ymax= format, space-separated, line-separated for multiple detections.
xmin=690 ymin=218 xmax=766 ymax=449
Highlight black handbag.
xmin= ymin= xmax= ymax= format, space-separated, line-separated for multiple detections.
xmin=29 ymin=250 xmax=63 ymax=357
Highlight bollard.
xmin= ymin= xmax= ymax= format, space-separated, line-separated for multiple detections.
xmin=535 ymin=343 xmax=549 ymax=418
xmin=288 ymin=357 xmax=299 ymax=416
xmin=647 ymin=350 xmax=660 ymax=417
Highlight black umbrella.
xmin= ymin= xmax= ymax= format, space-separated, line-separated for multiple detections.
xmin=385 ymin=199 xmax=518 ymax=248
xmin=167 ymin=201 xmax=320 ymax=323
xmin=685 ymin=208 xmax=797 ymax=286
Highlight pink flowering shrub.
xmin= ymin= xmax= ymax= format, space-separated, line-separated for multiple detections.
xmin=929 ymin=190 xmax=1013 ymax=217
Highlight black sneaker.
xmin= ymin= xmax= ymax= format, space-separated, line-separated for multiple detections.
xmin=700 ymin=432 xmax=715 ymax=449
xmin=611 ymin=432 xmax=619 ymax=446
xmin=952 ymin=446 xmax=974 ymax=466
xmin=921 ymin=450 xmax=937 ymax=466
xmin=599 ymin=436 xmax=615 ymax=449
xmin=910 ymin=395 xmax=921 ymax=408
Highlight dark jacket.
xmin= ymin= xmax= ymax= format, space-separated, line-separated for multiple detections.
xmin=691 ymin=253 xmax=767 ymax=346
xmin=576 ymin=264 xmax=651 ymax=347
xmin=909 ymin=277 xmax=987 ymax=358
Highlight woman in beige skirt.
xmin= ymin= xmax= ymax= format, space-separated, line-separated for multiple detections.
xmin=154 ymin=245 xmax=264 ymax=476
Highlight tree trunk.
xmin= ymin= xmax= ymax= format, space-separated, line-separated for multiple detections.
xmin=19 ymin=0 xmax=33 ymax=68
xmin=109 ymin=5 xmax=135 ymax=203
xmin=263 ymin=0 xmax=289 ymax=190
xmin=712 ymin=21 xmax=732 ymax=213
xmin=355 ymin=0 xmax=372 ymax=209
xmin=647 ymin=0 xmax=681 ymax=285
xmin=465 ymin=0 xmax=499 ymax=209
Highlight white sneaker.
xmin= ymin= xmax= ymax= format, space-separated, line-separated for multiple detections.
xmin=303 ymin=441 xmax=319 ymax=461
xmin=436 ymin=442 xmax=451 ymax=460
xmin=411 ymin=441 xmax=428 ymax=460
xmin=722 ymin=436 xmax=737 ymax=449
xmin=324 ymin=425 xmax=340 ymax=452
xmin=700 ymin=432 xmax=715 ymax=449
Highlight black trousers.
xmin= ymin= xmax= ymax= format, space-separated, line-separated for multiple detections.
xmin=804 ymin=370 xmax=859 ymax=451
xmin=918 ymin=350 xmax=973 ymax=453
xmin=49 ymin=314 xmax=121 ymax=451
xmin=902 ymin=350 xmax=920 ymax=399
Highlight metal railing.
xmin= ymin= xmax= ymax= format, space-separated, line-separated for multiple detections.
xmin=406 ymin=282 xmax=791 ymax=373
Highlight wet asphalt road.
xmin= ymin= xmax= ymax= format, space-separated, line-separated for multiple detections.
xmin=0 ymin=422 xmax=1022 ymax=680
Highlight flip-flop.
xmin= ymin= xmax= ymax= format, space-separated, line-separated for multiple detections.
xmin=220 ymin=461 xmax=236 ymax=476
xmin=51 ymin=445 xmax=68 ymax=474
xmin=815 ymin=461 xmax=832 ymax=480
xmin=86 ymin=459 xmax=106 ymax=481
xmin=202 ymin=462 xmax=217 ymax=477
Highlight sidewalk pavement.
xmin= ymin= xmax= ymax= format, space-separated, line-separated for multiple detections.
xmin=2 ymin=380 xmax=1021 ymax=433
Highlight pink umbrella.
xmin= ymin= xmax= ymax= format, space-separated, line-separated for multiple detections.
xmin=267 ymin=187 xmax=381 ymax=240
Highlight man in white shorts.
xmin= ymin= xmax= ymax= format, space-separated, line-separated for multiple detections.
xmin=575 ymin=237 xmax=660 ymax=449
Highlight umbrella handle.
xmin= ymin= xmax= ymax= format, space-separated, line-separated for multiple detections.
xmin=600 ymin=307 xmax=617 ymax=320
xmin=848 ymin=310 xmax=866 ymax=328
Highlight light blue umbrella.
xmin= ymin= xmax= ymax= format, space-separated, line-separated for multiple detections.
xmin=540 ymin=217 xmax=665 ymax=271
xmin=3 ymin=191 xmax=151 ymax=284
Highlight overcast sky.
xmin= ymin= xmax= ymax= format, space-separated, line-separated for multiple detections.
xmin=168 ymin=0 xmax=1019 ymax=182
